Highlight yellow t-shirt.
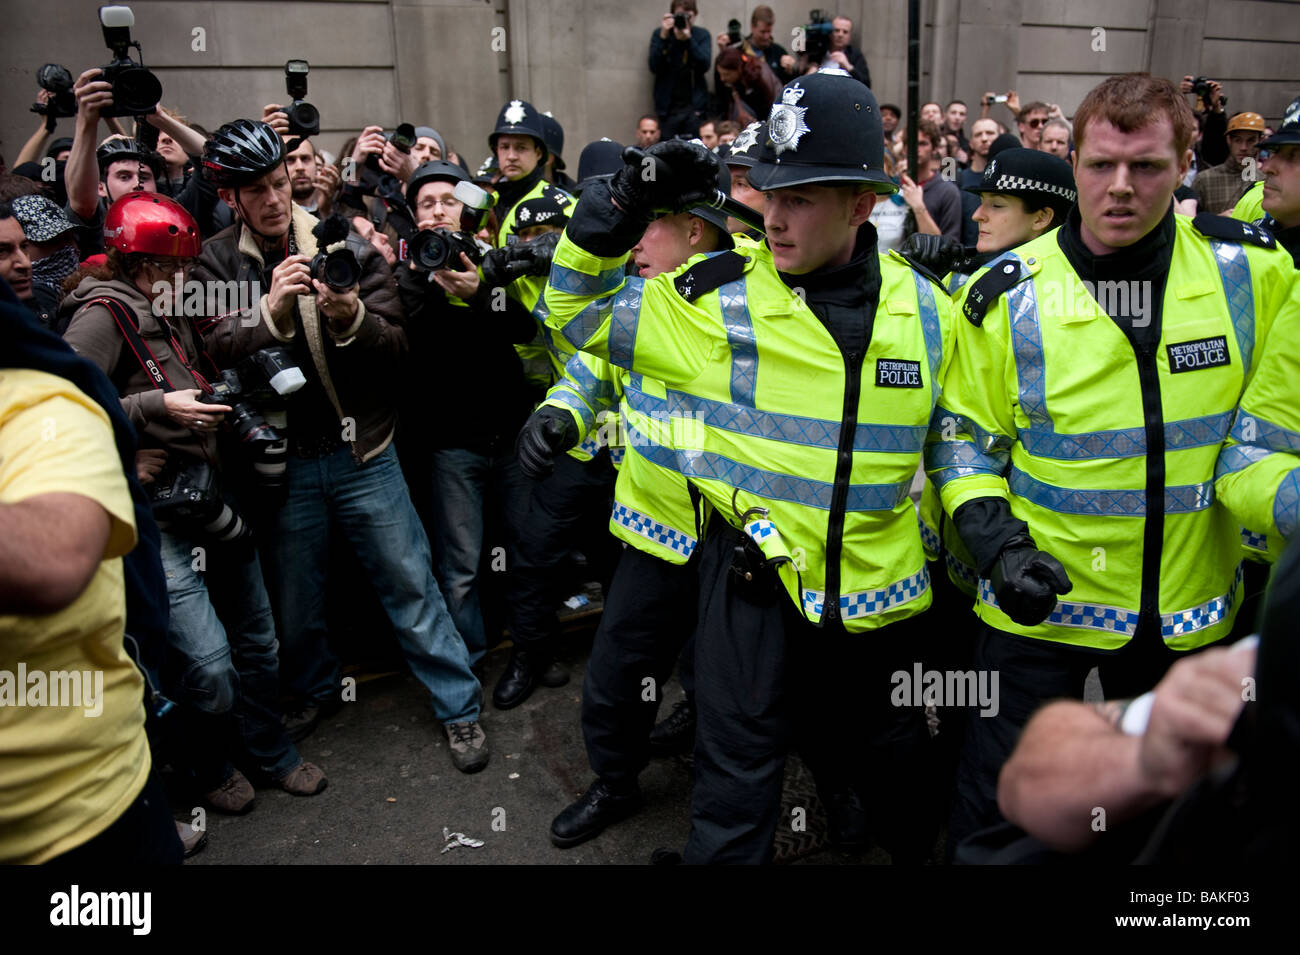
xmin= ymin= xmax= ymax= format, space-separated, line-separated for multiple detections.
xmin=0 ymin=368 xmax=149 ymax=864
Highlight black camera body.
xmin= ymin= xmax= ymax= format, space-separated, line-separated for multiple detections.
xmin=673 ymin=11 xmax=688 ymax=30
xmin=149 ymin=457 xmax=251 ymax=545
xmin=199 ymin=347 xmax=305 ymax=489
xmin=408 ymin=229 xmax=483 ymax=273
xmin=310 ymin=247 xmax=362 ymax=291
xmin=31 ymin=63 xmax=78 ymax=119
xmin=284 ymin=59 xmax=320 ymax=138
xmin=98 ymin=5 xmax=162 ymax=117
xmin=727 ymin=18 xmax=743 ymax=46
xmin=804 ymin=9 xmax=833 ymax=63
xmin=358 ymin=123 xmax=415 ymax=198
xmin=1191 ymin=76 xmax=1226 ymax=108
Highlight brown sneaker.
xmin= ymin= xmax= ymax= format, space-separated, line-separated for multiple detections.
xmin=276 ymin=760 xmax=328 ymax=796
xmin=203 ymin=768 xmax=255 ymax=814
xmin=445 ymin=721 xmax=490 ymax=774
xmin=175 ymin=819 xmax=208 ymax=858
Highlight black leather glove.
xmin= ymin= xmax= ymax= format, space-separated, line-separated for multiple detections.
xmin=900 ymin=233 xmax=970 ymax=276
xmin=516 ymin=406 xmax=579 ymax=481
xmin=989 ymin=534 xmax=1073 ymax=626
xmin=607 ymin=141 xmax=722 ymax=223
xmin=480 ymin=232 xmax=562 ymax=288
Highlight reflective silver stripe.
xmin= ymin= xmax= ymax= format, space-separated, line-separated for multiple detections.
xmin=1275 ymin=467 xmax=1300 ymax=539
xmin=1008 ymin=467 xmax=1214 ymax=516
xmin=1209 ymin=240 xmax=1255 ymax=376
xmin=925 ymin=404 xmax=1014 ymax=486
xmin=1230 ymin=409 xmax=1300 ymax=453
xmin=1019 ymin=412 xmax=1233 ymax=460
xmin=912 ymin=271 xmax=943 ymax=386
xmin=721 ymin=278 xmax=757 ymax=406
xmin=1003 ymin=255 xmax=1052 ymax=430
xmin=1216 ymin=443 xmax=1271 ymax=478
xmin=627 ymin=422 xmax=911 ymax=511
xmin=979 ymin=578 xmax=1140 ymax=636
xmin=802 ymin=566 xmax=930 ymax=619
xmin=609 ymin=283 xmax=643 ymax=370
xmin=561 ymin=352 xmax=617 ymax=411
xmin=947 ymin=272 xmax=971 ymax=294
xmin=611 ymin=500 xmax=696 ymax=556
xmin=550 ymin=263 xmax=625 ymax=296
xmin=549 ymin=390 xmax=595 ymax=431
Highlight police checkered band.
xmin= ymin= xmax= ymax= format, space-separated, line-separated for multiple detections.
xmin=612 ymin=501 xmax=696 ymax=557
xmin=1241 ymin=527 xmax=1269 ymax=551
xmin=988 ymin=174 xmax=1076 ymax=204
xmin=745 ymin=518 xmax=779 ymax=543
xmin=802 ymin=567 xmax=931 ymax=620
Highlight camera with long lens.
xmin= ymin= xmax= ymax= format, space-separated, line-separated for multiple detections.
xmin=149 ymin=457 xmax=251 ymax=545
xmin=803 ymin=9 xmax=833 ymax=64
xmin=30 ymin=64 xmax=78 ymax=119
xmin=408 ymin=229 xmax=483 ymax=273
xmin=199 ymin=347 xmax=306 ymax=490
xmin=284 ymin=59 xmax=320 ymax=138
xmin=359 ymin=122 xmax=415 ymax=197
xmin=97 ymin=5 xmax=163 ymax=117
xmin=308 ymin=213 xmax=362 ymax=291
xmin=727 ymin=18 xmax=743 ymax=46
xmin=1191 ymin=76 xmax=1226 ymax=108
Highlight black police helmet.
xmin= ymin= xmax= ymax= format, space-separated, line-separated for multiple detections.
xmin=964 ymin=147 xmax=1077 ymax=225
xmin=717 ymin=122 xmax=765 ymax=169
xmin=514 ymin=186 xmax=572 ymax=230
xmin=540 ymin=113 xmax=566 ymax=169
xmin=96 ymin=137 xmax=165 ymax=181
xmin=406 ymin=160 xmax=469 ymax=210
xmin=1259 ymin=94 xmax=1300 ymax=150
xmin=488 ymin=99 xmax=548 ymax=163
xmin=202 ymin=119 xmax=286 ymax=189
xmin=747 ymin=70 xmax=896 ymax=193
xmin=574 ymin=139 xmax=625 ymax=195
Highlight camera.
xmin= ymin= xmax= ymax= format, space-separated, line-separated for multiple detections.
xmin=360 ymin=122 xmax=416 ymax=197
xmin=983 ymin=94 xmax=1008 ymax=105
xmin=199 ymin=347 xmax=306 ymax=489
xmin=727 ymin=18 xmax=743 ymax=46
xmin=311 ymin=247 xmax=362 ymax=291
xmin=149 ymin=457 xmax=251 ymax=545
xmin=673 ymin=11 xmax=688 ymax=30
xmin=408 ymin=229 xmax=484 ymax=273
xmin=30 ymin=64 xmax=78 ymax=119
xmin=1191 ymin=76 xmax=1225 ymax=108
xmin=97 ymin=5 xmax=163 ymax=117
xmin=284 ymin=59 xmax=320 ymax=138
xmin=803 ymin=10 xmax=833 ymax=63
xmin=453 ymin=179 xmax=497 ymax=233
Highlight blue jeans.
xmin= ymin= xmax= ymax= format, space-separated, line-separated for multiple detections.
xmin=430 ymin=447 xmax=530 ymax=667
xmin=159 ymin=526 xmax=300 ymax=780
xmin=271 ymin=443 xmax=480 ymax=724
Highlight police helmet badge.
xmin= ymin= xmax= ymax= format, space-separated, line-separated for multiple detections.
xmin=768 ymin=83 xmax=811 ymax=156
xmin=518 ymin=206 xmax=531 ymax=222
xmin=504 ymin=100 xmax=527 ymax=125
xmin=730 ymin=123 xmax=761 ymax=155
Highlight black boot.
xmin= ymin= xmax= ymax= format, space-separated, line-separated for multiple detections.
xmin=648 ymin=699 xmax=696 ymax=757
xmin=551 ymin=779 xmax=645 ymax=848
xmin=493 ymin=647 xmax=538 ymax=710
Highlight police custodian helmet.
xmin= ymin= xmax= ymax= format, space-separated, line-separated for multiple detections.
xmin=489 ymin=99 xmax=549 ymax=162
xmin=746 ymin=69 xmax=896 ymax=193
xmin=963 ymin=147 xmax=1077 ymax=224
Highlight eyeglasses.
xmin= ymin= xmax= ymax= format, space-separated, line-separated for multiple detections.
xmin=420 ymin=197 xmax=463 ymax=209
xmin=1026 ymin=118 xmax=1047 ymax=128
xmin=143 ymin=257 xmax=197 ymax=273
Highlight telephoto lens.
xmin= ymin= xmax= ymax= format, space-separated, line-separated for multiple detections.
xmin=311 ymin=248 xmax=362 ymax=291
xmin=201 ymin=501 xmax=252 ymax=545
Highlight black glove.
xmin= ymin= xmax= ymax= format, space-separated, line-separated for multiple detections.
xmin=607 ymin=141 xmax=722 ymax=223
xmin=480 ymin=232 xmax=562 ymax=288
xmin=516 ymin=406 xmax=579 ymax=481
xmin=989 ymin=534 xmax=1073 ymax=626
xmin=900 ymin=233 xmax=970 ymax=276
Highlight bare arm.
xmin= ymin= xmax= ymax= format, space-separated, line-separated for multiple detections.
xmin=0 ymin=494 xmax=111 ymax=615
xmin=14 ymin=93 xmax=54 ymax=166
xmin=144 ymin=106 xmax=206 ymax=158
xmin=65 ymin=68 xmax=114 ymax=222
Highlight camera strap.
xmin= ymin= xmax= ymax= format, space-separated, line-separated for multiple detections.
xmin=90 ymin=296 xmax=213 ymax=395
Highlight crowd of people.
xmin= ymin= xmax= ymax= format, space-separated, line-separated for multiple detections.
xmin=2 ymin=2 xmax=1298 ymax=867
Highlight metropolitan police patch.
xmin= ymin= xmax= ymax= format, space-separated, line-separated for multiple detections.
xmin=876 ymin=359 xmax=922 ymax=387
xmin=1167 ymin=336 xmax=1231 ymax=373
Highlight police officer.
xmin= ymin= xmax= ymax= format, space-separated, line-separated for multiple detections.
xmin=522 ymin=160 xmax=735 ymax=848
xmin=544 ymin=69 xmax=954 ymax=864
xmin=925 ymin=74 xmax=1300 ymax=848
xmin=488 ymin=99 xmax=572 ymax=248
xmin=1246 ymin=95 xmax=1300 ymax=265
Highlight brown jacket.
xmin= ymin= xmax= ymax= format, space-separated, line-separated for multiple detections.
xmin=191 ymin=204 xmax=406 ymax=463
xmin=60 ymin=275 xmax=218 ymax=464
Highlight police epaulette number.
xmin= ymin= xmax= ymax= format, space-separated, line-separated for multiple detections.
xmin=961 ymin=258 xmax=1027 ymax=327
xmin=673 ymin=250 xmax=747 ymax=302
xmin=1192 ymin=212 xmax=1277 ymax=250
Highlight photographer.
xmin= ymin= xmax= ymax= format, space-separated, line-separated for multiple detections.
xmin=193 ymin=121 xmax=489 ymax=773
xmin=395 ymin=160 xmax=537 ymax=673
xmin=650 ymin=1 xmax=712 ymax=140
xmin=60 ymin=192 xmax=327 ymax=814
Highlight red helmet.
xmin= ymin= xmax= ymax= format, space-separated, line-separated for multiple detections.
xmin=103 ymin=192 xmax=201 ymax=258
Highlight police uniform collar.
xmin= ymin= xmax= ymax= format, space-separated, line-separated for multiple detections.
xmin=1057 ymin=203 xmax=1175 ymax=282
xmin=774 ymin=221 xmax=879 ymax=306
xmin=496 ymin=166 xmax=546 ymax=213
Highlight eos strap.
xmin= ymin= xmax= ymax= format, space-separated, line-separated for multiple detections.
xmin=90 ymin=297 xmax=212 ymax=394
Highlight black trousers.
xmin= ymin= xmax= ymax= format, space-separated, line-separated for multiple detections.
xmin=507 ymin=450 xmax=620 ymax=648
xmin=948 ymin=618 xmax=1216 ymax=851
xmin=683 ymin=524 xmax=936 ymax=864
xmin=582 ymin=546 xmax=699 ymax=788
